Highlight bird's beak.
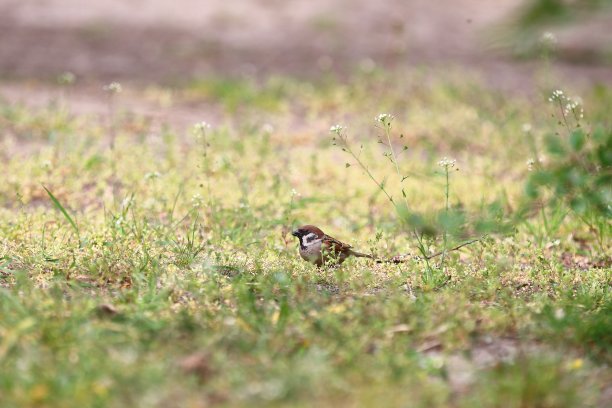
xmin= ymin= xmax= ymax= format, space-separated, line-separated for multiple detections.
xmin=291 ymin=229 xmax=299 ymax=237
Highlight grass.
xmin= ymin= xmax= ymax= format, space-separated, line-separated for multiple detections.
xmin=0 ymin=70 xmax=610 ymax=407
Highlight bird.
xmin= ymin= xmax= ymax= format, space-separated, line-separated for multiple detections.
xmin=291 ymin=225 xmax=375 ymax=266
xmin=291 ymin=225 xmax=482 ymax=267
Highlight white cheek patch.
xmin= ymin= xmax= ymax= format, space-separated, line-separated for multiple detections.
xmin=301 ymin=233 xmax=319 ymax=246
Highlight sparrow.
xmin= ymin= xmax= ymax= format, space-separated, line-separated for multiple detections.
xmin=290 ymin=225 xmax=481 ymax=267
xmin=291 ymin=225 xmax=375 ymax=266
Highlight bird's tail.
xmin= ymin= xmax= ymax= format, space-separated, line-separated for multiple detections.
xmin=349 ymin=250 xmax=376 ymax=260
xmin=350 ymin=250 xmax=409 ymax=263
xmin=360 ymin=236 xmax=485 ymax=264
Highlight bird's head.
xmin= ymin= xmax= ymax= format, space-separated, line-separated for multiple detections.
xmin=291 ymin=225 xmax=324 ymax=247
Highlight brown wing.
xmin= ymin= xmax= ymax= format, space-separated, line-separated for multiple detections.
xmin=321 ymin=234 xmax=352 ymax=254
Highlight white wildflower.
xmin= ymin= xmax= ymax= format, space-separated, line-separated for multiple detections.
xmin=329 ymin=124 xmax=345 ymax=134
xmin=375 ymin=113 xmax=394 ymax=124
xmin=261 ymin=123 xmax=275 ymax=134
xmin=522 ymin=123 xmax=532 ymax=133
xmin=564 ymin=97 xmax=584 ymax=119
xmin=548 ymin=89 xmax=565 ymax=102
xmin=540 ymin=32 xmax=557 ymax=46
xmin=548 ymin=90 xmax=585 ymax=121
xmin=526 ymin=159 xmax=535 ymax=171
xmin=193 ymin=121 xmax=211 ymax=133
xmin=191 ymin=194 xmax=203 ymax=208
xmin=527 ymin=156 xmax=546 ymax=171
xmin=120 ymin=195 xmax=133 ymax=211
xmin=103 ymin=82 xmax=122 ymax=94
xmin=438 ymin=157 xmax=456 ymax=168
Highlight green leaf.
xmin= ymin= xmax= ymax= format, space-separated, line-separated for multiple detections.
xmin=597 ymin=136 xmax=612 ymax=167
xmin=438 ymin=210 xmax=465 ymax=236
xmin=43 ymin=185 xmax=80 ymax=239
xmin=525 ymin=179 xmax=539 ymax=199
xmin=569 ymin=129 xmax=585 ymax=151
xmin=545 ymin=133 xmax=566 ymax=156
xmin=84 ymin=154 xmax=104 ymax=170
xmin=570 ymin=197 xmax=587 ymax=214
xmin=395 ymin=202 xmax=410 ymax=220
xmin=591 ymin=125 xmax=607 ymax=143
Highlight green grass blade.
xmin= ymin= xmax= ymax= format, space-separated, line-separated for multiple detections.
xmin=42 ymin=185 xmax=80 ymax=239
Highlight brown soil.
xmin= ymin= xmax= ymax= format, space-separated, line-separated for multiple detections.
xmin=0 ymin=0 xmax=611 ymax=123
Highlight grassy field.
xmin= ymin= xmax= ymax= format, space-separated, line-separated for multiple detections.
xmin=0 ymin=70 xmax=610 ymax=407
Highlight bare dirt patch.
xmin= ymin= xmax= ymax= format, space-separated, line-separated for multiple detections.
xmin=1 ymin=0 xmax=610 ymax=87
xmin=1 ymin=0 xmax=611 ymax=134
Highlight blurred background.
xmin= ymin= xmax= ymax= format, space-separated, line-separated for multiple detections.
xmin=1 ymin=0 xmax=610 ymax=87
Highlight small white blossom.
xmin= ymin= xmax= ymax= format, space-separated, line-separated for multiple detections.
xmin=522 ymin=123 xmax=532 ymax=133
xmin=291 ymin=189 xmax=301 ymax=197
xmin=261 ymin=123 xmax=275 ymax=134
xmin=375 ymin=113 xmax=394 ymax=124
xmin=120 ymin=196 xmax=134 ymax=211
xmin=527 ymin=156 xmax=546 ymax=171
xmin=192 ymin=122 xmax=212 ymax=140
xmin=540 ymin=32 xmax=557 ymax=47
xmin=191 ymin=194 xmax=203 ymax=208
xmin=549 ymin=90 xmax=584 ymax=120
xmin=193 ymin=121 xmax=211 ymax=133
xmin=438 ymin=157 xmax=456 ymax=168
xmin=103 ymin=82 xmax=122 ymax=94
xmin=548 ymin=89 xmax=565 ymax=102
xmin=329 ymin=124 xmax=345 ymax=134
xmin=526 ymin=159 xmax=535 ymax=171
xmin=564 ymin=98 xmax=584 ymax=119
xmin=554 ymin=308 xmax=565 ymax=320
